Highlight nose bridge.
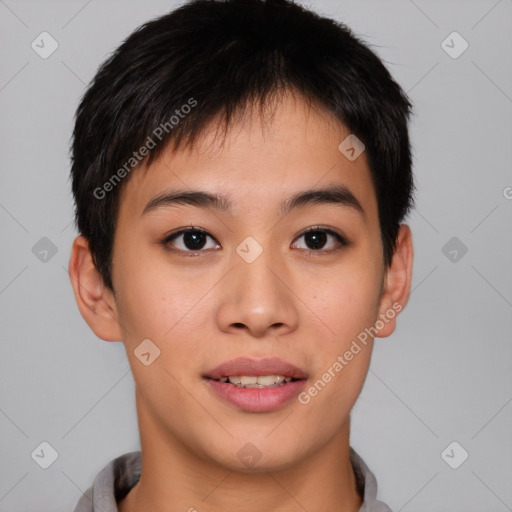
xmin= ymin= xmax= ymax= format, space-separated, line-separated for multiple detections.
xmin=236 ymin=236 xmax=280 ymax=297
xmin=216 ymin=235 xmax=299 ymax=337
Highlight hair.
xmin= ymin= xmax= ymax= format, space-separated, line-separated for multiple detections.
xmin=70 ymin=0 xmax=414 ymax=290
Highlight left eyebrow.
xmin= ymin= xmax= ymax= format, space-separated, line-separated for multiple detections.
xmin=281 ymin=185 xmax=366 ymax=219
xmin=142 ymin=184 xmax=366 ymax=219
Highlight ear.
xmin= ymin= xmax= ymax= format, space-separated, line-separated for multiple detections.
xmin=375 ymin=224 xmax=414 ymax=338
xmin=68 ymin=235 xmax=123 ymax=342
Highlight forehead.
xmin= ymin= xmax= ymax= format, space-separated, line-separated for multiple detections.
xmin=118 ymin=93 xmax=378 ymax=223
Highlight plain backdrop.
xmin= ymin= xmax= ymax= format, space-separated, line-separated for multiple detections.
xmin=0 ymin=1 xmax=511 ymax=511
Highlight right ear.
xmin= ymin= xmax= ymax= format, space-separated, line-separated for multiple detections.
xmin=68 ymin=235 xmax=123 ymax=341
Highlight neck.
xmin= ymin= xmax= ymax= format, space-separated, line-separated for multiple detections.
xmin=119 ymin=392 xmax=363 ymax=512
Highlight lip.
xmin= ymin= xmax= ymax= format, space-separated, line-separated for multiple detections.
xmin=203 ymin=357 xmax=308 ymax=413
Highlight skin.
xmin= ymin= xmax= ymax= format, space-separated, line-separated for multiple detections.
xmin=69 ymin=91 xmax=413 ymax=512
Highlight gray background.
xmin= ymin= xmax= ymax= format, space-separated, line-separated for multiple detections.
xmin=1 ymin=0 xmax=511 ymax=510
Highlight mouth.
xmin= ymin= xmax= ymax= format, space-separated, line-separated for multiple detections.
xmin=203 ymin=357 xmax=308 ymax=412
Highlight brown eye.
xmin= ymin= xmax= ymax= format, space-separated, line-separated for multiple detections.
xmin=292 ymin=227 xmax=348 ymax=252
xmin=163 ymin=228 xmax=220 ymax=253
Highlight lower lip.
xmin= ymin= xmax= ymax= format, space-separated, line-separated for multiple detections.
xmin=205 ymin=378 xmax=307 ymax=413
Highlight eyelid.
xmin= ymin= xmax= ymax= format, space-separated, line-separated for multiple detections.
xmin=164 ymin=226 xmax=210 ymax=239
xmin=300 ymin=225 xmax=347 ymax=239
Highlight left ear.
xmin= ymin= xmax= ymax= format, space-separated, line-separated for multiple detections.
xmin=375 ymin=224 xmax=414 ymax=337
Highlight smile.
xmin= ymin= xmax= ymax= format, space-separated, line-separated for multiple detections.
xmin=203 ymin=358 xmax=308 ymax=413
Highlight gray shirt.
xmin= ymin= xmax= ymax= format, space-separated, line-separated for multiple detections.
xmin=74 ymin=447 xmax=392 ymax=511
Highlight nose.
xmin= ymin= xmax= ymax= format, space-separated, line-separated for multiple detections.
xmin=215 ymin=245 xmax=299 ymax=339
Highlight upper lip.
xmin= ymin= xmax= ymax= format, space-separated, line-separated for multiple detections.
xmin=204 ymin=357 xmax=309 ymax=380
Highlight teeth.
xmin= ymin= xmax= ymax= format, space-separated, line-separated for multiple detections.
xmin=239 ymin=376 xmax=258 ymax=385
xmin=253 ymin=375 xmax=279 ymax=386
xmin=218 ymin=375 xmax=293 ymax=388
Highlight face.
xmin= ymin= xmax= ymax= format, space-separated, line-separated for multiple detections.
xmin=109 ymin=92 xmax=390 ymax=471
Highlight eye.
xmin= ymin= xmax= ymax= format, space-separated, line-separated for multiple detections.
xmin=291 ymin=226 xmax=349 ymax=253
xmin=162 ymin=227 xmax=220 ymax=253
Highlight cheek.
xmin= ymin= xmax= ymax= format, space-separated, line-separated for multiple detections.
xmin=299 ymin=251 xmax=383 ymax=403
xmin=113 ymin=240 xmax=207 ymax=340
xmin=295 ymin=274 xmax=380 ymax=436
xmin=309 ymin=278 xmax=378 ymax=387
xmin=307 ymin=261 xmax=382 ymax=343
xmin=112 ymin=250 xmax=208 ymax=415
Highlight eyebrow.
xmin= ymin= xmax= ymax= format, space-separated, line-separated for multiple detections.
xmin=142 ymin=184 xmax=366 ymax=219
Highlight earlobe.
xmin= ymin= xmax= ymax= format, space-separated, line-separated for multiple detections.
xmin=375 ymin=224 xmax=414 ymax=338
xmin=68 ymin=235 xmax=123 ymax=342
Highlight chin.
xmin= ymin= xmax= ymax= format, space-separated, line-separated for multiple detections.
xmin=202 ymin=436 xmax=310 ymax=474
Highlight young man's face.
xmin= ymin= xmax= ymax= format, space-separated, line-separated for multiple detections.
xmin=79 ymin=92 xmax=410 ymax=472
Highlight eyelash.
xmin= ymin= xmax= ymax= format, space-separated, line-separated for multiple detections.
xmin=160 ymin=226 xmax=350 ymax=256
